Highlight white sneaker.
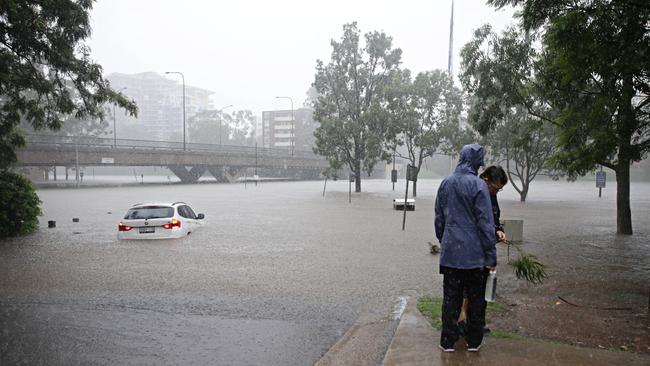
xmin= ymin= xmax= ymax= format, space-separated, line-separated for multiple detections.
xmin=467 ymin=344 xmax=482 ymax=352
xmin=439 ymin=345 xmax=455 ymax=353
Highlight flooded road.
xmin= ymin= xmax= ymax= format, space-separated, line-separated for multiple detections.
xmin=1 ymin=178 xmax=649 ymax=364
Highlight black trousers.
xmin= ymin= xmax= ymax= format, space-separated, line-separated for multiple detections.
xmin=440 ymin=266 xmax=487 ymax=347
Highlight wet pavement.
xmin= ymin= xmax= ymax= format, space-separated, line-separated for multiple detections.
xmin=1 ymin=178 xmax=649 ymax=365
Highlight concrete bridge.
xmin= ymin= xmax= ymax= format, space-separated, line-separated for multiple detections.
xmin=16 ymin=135 xmax=329 ymax=183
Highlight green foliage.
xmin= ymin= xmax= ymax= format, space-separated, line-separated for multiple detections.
xmin=313 ymin=22 xmax=402 ymax=191
xmin=459 ymin=25 xmax=560 ymax=202
xmin=385 ymin=69 xmax=463 ymax=193
xmin=486 ymin=0 xmax=650 ymax=234
xmin=188 ymin=109 xmax=256 ymax=146
xmin=0 ymin=0 xmax=137 ymax=169
xmin=0 ymin=171 xmax=41 ymax=237
xmin=511 ymin=254 xmax=547 ymax=284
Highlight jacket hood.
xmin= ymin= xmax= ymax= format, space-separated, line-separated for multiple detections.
xmin=455 ymin=143 xmax=485 ymax=175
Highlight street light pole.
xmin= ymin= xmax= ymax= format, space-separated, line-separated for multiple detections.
xmin=113 ymin=87 xmax=127 ymax=148
xmin=275 ymin=96 xmax=294 ymax=156
xmin=218 ymin=104 xmax=233 ymax=145
xmin=165 ymin=71 xmax=186 ymax=150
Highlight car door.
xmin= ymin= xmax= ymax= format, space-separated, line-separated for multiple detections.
xmin=179 ymin=205 xmax=195 ymax=232
xmin=184 ymin=205 xmax=200 ymax=229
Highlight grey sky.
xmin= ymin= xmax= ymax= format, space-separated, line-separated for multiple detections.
xmin=88 ymin=0 xmax=515 ymax=116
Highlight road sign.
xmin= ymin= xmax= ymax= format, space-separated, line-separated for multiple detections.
xmin=596 ymin=171 xmax=606 ymax=188
xmin=406 ymin=165 xmax=418 ymax=182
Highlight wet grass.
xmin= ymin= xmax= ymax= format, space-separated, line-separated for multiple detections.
xmin=417 ymin=296 xmax=514 ymax=339
xmin=417 ymin=296 xmax=443 ymax=330
xmin=416 ymin=296 xmax=582 ymax=346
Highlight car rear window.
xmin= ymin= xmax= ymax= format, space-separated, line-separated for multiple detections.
xmin=124 ymin=206 xmax=174 ymax=219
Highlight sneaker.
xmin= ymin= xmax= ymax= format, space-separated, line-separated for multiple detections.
xmin=467 ymin=344 xmax=482 ymax=352
xmin=439 ymin=345 xmax=455 ymax=353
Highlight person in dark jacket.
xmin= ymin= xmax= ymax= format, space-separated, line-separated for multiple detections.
xmin=435 ymin=144 xmax=497 ymax=352
xmin=480 ymin=165 xmax=508 ymax=241
xmin=457 ymin=165 xmax=509 ymax=335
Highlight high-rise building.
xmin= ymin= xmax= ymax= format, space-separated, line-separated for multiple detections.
xmin=107 ymin=72 xmax=213 ymax=142
xmin=259 ymin=108 xmax=315 ymax=152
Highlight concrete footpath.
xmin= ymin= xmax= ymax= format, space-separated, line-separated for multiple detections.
xmin=381 ymin=299 xmax=650 ymax=366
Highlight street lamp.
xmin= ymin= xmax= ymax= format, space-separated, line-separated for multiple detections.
xmin=113 ymin=87 xmax=127 ymax=147
xmin=218 ymin=104 xmax=233 ymax=145
xmin=165 ymin=71 xmax=186 ymax=150
xmin=275 ymin=96 xmax=294 ymax=156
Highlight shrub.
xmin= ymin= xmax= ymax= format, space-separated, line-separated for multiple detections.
xmin=0 ymin=171 xmax=41 ymax=237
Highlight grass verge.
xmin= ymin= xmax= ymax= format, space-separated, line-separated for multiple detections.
xmin=416 ymin=296 xmax=521 ymax=340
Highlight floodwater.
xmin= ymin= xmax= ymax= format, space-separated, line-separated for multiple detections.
xmin=1 ymin=178 xmax=649 ymax=364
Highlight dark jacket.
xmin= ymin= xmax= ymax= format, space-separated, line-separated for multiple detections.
xmin=435 ymin=144 xmax=497 ymax=269
xmin=490 ymin=193 xmax=504 ymax=235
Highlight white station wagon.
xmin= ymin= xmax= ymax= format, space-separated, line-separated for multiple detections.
xmin=117 ymin=202 xmax=205 ymax=239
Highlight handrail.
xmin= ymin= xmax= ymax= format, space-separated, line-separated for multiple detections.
xmin=21 ymin=134 xmax=319 ymax=159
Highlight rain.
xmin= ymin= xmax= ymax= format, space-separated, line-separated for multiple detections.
xmin=1 ymin=1 xmax=649 ymax=365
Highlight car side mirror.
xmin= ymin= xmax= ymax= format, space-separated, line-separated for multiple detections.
xmin=197 ymin=213 xmax=205 ymax=220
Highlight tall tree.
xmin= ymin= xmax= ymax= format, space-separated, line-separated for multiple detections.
xmin=189 ymin=109 xmax=255 ymax=146
xmin=488 ymin=0 xmax=650 ymax=234
xmin=188 ymin=109 xmax=230 ymax=145
xmin=0 ymin=0 xmax=137 ymax=170
xmin=484 ymin=108 xmax=560 ymax=202
xmin=313 ymin=22 xmax=402 ymax=192
xmin=459 ymin=25 xmax=559 ymax=202
xmin=228 ymin=109 xmax=256 ymax=146
xmin=386 ymin=69 xmax=462 ymax=196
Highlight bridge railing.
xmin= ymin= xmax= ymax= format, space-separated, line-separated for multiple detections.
xmin=22 ymin=134 xmax=320 ymax=159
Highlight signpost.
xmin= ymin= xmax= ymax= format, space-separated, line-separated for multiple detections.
xmin=349 ymin=173 xmax=354 ymax=204
xmin=402 ymin=165 xmax=417 ymax=231
xmin=596 ymin=167 xmax=606 ymax=198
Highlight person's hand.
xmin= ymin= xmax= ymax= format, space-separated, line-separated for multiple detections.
xmin=497 ymin=230 xmax=506 ymax=242
xmin=486 ymin=265 xmax=496 ymax=271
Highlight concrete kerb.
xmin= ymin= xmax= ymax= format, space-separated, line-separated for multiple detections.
xmin=381 ymin=298 xmax=650 ymax=366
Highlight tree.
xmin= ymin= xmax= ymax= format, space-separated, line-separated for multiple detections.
xmin=484 ymin=108 xmax=560 ymax=202
xmin=0 ymin=171 xmax=41 ymax=237
xmin=188 ymin=110 xmax=228 ymax=144
xmin=459 ymin=25 xmax=559 ymax=202
xmin=313 ymin=22 xmax=402 ymax=192
xmin=228 ymin=109 xmax=256 ymax=146
xmin=189 ymin=109 xmax=256 ymax=146
xmin=386 ymin=69 xmax=463 ymax=196
xmin=488 ymin=0 xmax=650 ymax=234
xmin=0 ymin=0 xmax=137 ymax=170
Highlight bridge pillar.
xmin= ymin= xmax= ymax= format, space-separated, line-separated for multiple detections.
xmin=168 ymin=165 xmax=207 ymax=184
xmin=222 ymin=166 xmax=246 ymax=183
xmin=207 ymin=166 xmax=228 ymax=183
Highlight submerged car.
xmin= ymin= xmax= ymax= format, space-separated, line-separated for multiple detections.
xmin=117 ymin=202 xmax=205 ymax=239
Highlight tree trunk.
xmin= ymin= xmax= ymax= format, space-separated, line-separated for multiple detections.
xmin=520 ymin=181 xmax=529 ymax=202
xmin=616 ymin=163 xmax=633 ymax=235
xmin=354 ymin=160 xmax=361 ymax=192
xmin=412 ymin=180 xmax=417 ymax=198
xmin=519 ymin=190 xmax=527 ymax=202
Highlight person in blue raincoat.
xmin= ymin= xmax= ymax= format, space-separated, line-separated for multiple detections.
xmin=434 ymin=143 xmax=496 ymax=352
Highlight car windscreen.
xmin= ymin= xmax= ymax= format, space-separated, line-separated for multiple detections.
xmin=123 ymin=206 xmax=174 ymax=219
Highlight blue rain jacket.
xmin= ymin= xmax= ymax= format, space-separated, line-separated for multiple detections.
xmin=434 ymin=144 xmax=497 ymax=269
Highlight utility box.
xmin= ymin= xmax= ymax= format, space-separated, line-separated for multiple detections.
xmin=393 ymin=198 xmax=415 ymax=211
xmin=501 ymin=219 xmax=523 ymax=242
